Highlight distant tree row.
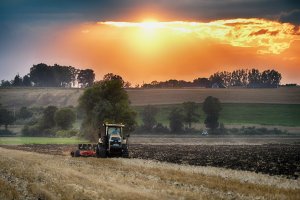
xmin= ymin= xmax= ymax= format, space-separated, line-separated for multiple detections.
xmin=141 ymin=96 xmax=222 ymax=133
xmin=142 ymin=68 xmax=282 ymax=88
xmin=1 ymin=63 xmax=95 ymax=88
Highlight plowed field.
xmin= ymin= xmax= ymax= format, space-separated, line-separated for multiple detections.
xmin=2 ymin=143 xmax=299 ymax=179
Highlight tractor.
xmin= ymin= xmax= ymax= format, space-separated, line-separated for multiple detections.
xmin=71 ymin=123 xmax=129 ymax=158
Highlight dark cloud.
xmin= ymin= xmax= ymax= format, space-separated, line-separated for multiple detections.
xmin=0 ymin=0 xmax=299 ymax=22
xmin=249 ymin=29 xmax=279 ymax=36
xmin=249 ymin=29 xmax=269 ymax=36
xmin=279 ymin=9 xmax=300 ymax=25
xmin=0 ymin=0 xmax=298 ymax=47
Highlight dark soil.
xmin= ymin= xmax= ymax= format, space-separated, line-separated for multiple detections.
xmin=1 ymin=144 xmax=299 ymax=179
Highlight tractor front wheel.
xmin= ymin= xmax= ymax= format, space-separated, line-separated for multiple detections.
xmin=74 ymin=150 xmax=81 ymax=157
xmin=96 ymin=145 xmax=107 ymax=158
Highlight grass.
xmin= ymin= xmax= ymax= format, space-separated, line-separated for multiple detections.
xmin=0 ymin=137 xmax=88 ymax=145
xmin=220 ymin=103 xmax=300 ymax=126
xmin=134 ymin=103 xmax=300 ymax=127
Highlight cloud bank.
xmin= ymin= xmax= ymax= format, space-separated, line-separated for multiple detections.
xmin=100 ymin=18 xmax=300 ymax=54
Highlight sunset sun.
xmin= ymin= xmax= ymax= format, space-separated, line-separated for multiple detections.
xmin=140 ymin=19 xmax=161 ymax=30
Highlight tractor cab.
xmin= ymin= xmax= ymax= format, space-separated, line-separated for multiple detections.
xmin=106 ymin=124 xmax=124 ymax=151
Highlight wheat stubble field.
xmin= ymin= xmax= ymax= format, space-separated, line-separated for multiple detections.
xmin=0 ymin=147 xmax=299 ymax=200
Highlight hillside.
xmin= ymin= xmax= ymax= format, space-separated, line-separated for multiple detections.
xmin=1 ymin=87 xmax=300 ymax=108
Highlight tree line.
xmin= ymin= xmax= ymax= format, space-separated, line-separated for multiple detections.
xmin=1 ymin=63 xmax=95 ymax=88
xmin=0 ymin=104 xmax=77 ymax=136
xmin=142 ymin=68 xmax=282 ymax=88
xmin=1 ymin=64 xmax=283 ymax=89
xmin=141 ymin=97 xmax=222 ymax=134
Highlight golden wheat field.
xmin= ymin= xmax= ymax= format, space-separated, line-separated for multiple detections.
xmin=0 ymin=147 xmax=299 ymax=200
xmin=0 ymin=87 xmax=300 ymax=108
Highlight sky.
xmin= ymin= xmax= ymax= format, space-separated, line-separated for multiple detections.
xmin=0 ymin=0 xmax=300 ymax=85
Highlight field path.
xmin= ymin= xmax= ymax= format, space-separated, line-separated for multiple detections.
xmin=0 ymin=147 xmax=299 ymax=200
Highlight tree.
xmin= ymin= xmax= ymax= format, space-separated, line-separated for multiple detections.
xmin=0 ymin=106 xmax=15 ymax=129
xmin=169 ymin=108 xmax=184 ymax=133
xmin=40 ymin=106 xmax=58 ymax=129
xmin=29 ymin=63 xmax=79 ymax=87
xmin=78 ymin=69 xmax=95 ymax=87
xmin=79 ymin=74 xmax=136 ymax=140
xmin=141 ymin=105 xmax=158 ymax=131
xmin=230 ymin=69 xmax=248 ymax=87
xmin=12 ymin=74 xmax=22 ymax=86
xmin=182 ymin=102 xmax=200 ymax=129
xmin=18 ymin=107 xmax=33 ymax=119
xmin=193 ymin=78 xmax=211 ymax=88
xmin=261 ymin=69 xmax=281 ymax=88
xmin=240 ymin=69 xmax=249 ymax=87
xmin=124 ymin=81 xmax=131 ymax=88
xmin=209 ymin=72 xmax=224 ymax=87
xmin=22 ymin=75 xmax=32 ymax=86
xmin=54 ymin=108 xmax=76 ymax=129
xmin=248 ymin=69 xmax=262 ymax=88
xmin=219 ymin=71 xmax=232 ymax=87
xmin=30 ymin=63 xmax=52 ymax=86
xmin=203 ymin=96 xmax=222 ymax=131
xmin=1 ymin=80 xmax=11 ymax=87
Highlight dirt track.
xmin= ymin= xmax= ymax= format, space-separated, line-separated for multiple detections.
xmin=0 ymin=147 xmax=299 ymax=200
xmin=2 ymin=143 xmax=299 ymax=179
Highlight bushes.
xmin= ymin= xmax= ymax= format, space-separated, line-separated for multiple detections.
xmin=17 ymin=107 xmax=33 ymax=119
xmin=0 ymin=106 xmax=15 ymax=129
xmin=54 ymin=108 xmax=75 ymax=129
xmin=55 ymin=130 xmax=78 ymax=137
xmin=21 ymin=106 xmax=77 ymax=137
xmin=0 ymin=129 xmax=16 ymax=136
xmin=22 ymin=125 xmax=56 ymax=137
xmin=210 ymin=125 xmax=288 ymax=135
xmin=153 ymin=123 xmax=169 ymax=133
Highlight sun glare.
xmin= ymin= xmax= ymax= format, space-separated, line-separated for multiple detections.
xmin=139 ymin=19 xmax=162 ymax=30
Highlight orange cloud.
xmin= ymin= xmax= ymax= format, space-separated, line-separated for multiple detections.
xmin=99 ymin=18 xmax=300 ymax=54
xmin=37 ymin=18 xmax=300 ymax=85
